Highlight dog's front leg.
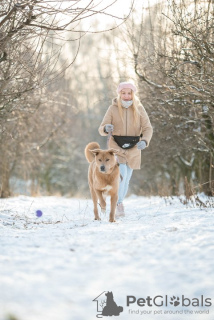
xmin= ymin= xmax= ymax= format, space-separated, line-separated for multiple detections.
xmin=90 ymin=185 xmax=100 ymax=220
xmin=96 ymin=189 xmax=106 ymax=213
xmin=109 ymin=193 xmax=118 ymax=222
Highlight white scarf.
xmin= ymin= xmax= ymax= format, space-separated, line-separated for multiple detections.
xmin=121 ymin=100 xmax=133 ymax=108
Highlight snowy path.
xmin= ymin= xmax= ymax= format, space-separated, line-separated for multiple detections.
xmin=0 ymin=195 xmax=214 ymax=320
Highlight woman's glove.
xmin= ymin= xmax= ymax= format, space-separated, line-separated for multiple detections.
xmin=136 ymin=140 xmax=147 ymax=150
xmin=104 ymin=124 xmax=114 ymax=133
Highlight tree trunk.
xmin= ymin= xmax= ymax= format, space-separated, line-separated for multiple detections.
xmin=0 ymin=159 xmax=10 ymax=198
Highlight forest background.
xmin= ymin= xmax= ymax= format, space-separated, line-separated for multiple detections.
xmin=0 ymin=0 xmax=213 ymax=199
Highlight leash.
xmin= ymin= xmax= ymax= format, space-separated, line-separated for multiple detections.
xmin=106 ymin=131 xmax=112 ymax=149
xmin=106 ymin=131 xmax=123 ymax=182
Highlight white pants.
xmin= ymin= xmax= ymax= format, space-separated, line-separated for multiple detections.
xmin=118 ymin=164 xmax=133 ymax=204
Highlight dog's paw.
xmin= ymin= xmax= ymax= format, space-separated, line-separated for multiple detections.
xmin=101 ymin=207 xmax=106 ymax=214
xmin=94 ymin=216 xmax=101 ymax=221
xmin=109 ymin=218 xmax=116 ymax=223
xmin=170 ymin=296 xmax=180 ymax=307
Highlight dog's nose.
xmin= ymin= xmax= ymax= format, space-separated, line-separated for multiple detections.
xmin=100 ymin=165 xmax=105 ymax=172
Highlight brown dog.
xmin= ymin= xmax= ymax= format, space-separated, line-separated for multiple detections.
xmin=85 ymin=142 xmax=120 ymax=222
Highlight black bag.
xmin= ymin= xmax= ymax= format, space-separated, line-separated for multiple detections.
xmin=113 ymin=135 xmax=142 ymax=149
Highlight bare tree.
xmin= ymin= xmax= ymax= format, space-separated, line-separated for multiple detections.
xmin=117 ymin=0 xmax=214 ymax=195
xmin=0 ymin=0 xmax=134 ymax=197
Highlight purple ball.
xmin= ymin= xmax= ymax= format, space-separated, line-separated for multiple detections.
xmin=36 ymin=210 xmax=43 ymax=217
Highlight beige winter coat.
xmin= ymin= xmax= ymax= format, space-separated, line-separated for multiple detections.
xmin=98 ymin=98 xmax=153 ymax=169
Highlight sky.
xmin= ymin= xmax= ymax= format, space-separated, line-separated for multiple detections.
xmin=79 ymin=0 xmax=162 ymax=31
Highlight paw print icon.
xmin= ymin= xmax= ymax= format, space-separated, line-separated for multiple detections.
xmin=170 ymin=296 xmax=180 ymax=307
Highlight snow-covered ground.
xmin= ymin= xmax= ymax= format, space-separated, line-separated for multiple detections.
xmin=0 ymin=195 xmax=214 ymax=320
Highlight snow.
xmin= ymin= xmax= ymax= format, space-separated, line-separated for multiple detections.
xmin=0 ymin=195 xmax=214 ymax=320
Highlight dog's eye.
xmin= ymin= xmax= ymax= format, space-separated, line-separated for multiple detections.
xmin=106 ymin=159 xmax=110 ymax=162
xmin=98 ymin=159 xmax=102 ymax=162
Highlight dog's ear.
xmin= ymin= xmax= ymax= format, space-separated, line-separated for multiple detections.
xmin=90 ymin=148 xmax=102 ymax=156
xmin=108 ymin=148 xmax=119 ymax=155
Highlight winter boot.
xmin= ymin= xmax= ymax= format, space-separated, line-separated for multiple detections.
xmin=116 ymin=202 xmax=125 ymax=217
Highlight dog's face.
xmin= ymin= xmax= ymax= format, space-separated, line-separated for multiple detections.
xmin=105 ymin=291 xmax=113 ymax=299
xmin=91 ymin=148 xmax=119 ymax=173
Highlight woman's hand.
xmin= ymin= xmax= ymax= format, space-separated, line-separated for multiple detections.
xmin=104 ymin=124 xmax=114 ymax=133
xmin=136 ymin=140 xmax=147 ymax=150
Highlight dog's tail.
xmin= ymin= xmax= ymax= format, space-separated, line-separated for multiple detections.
xmin=85 ymin=142 xmax=100 ymax=163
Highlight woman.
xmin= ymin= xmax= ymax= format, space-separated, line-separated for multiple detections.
xmin=98 ymin=81 xmax=153 ymax=217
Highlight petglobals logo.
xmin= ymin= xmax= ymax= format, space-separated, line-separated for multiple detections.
xmin=93 ymin=292 xmax=212 ymax=318
xmin=127 ymin=295 xmax=212 ymax=307
xmin=93 ymin=291 xmax=123 ymax=318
